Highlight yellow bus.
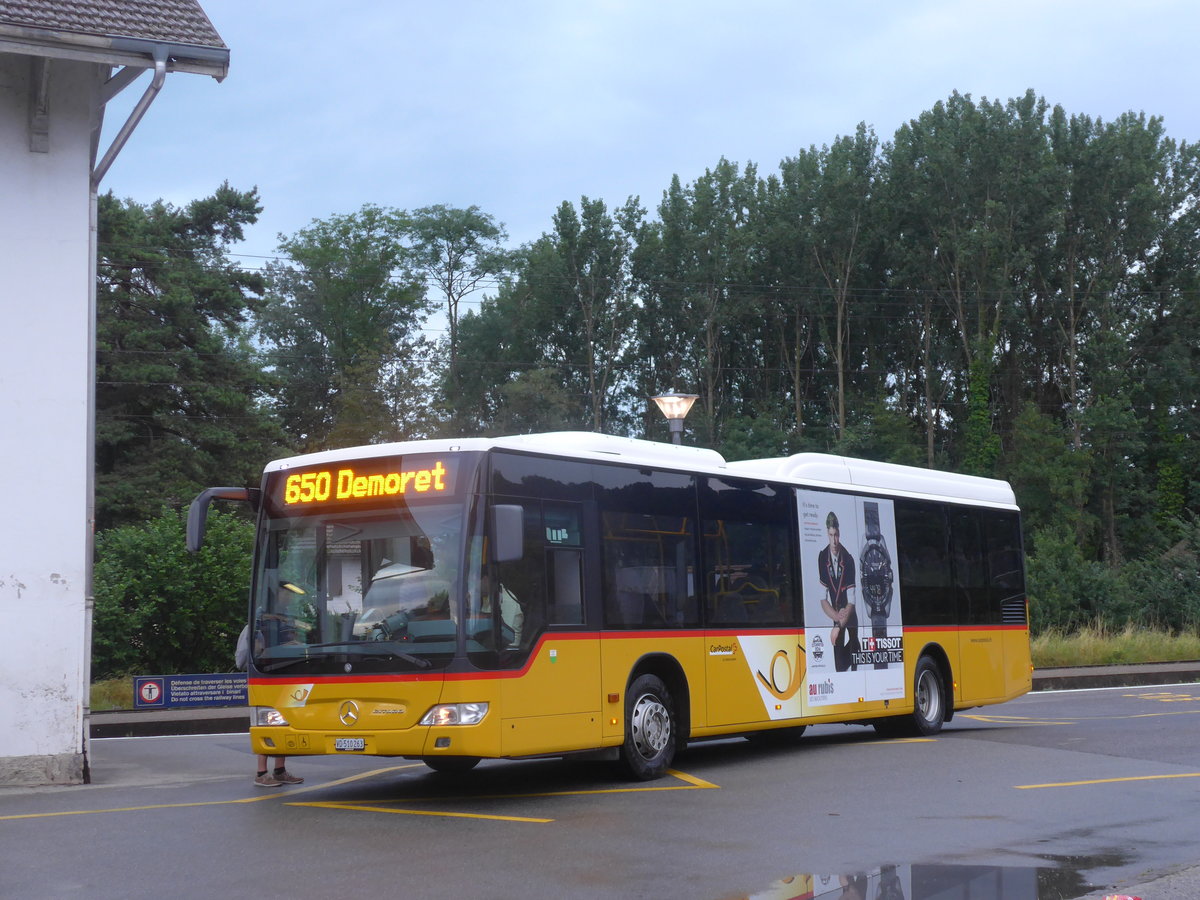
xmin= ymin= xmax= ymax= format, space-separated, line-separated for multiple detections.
xmin=188 ymin=432 xmax=1030 ymax=780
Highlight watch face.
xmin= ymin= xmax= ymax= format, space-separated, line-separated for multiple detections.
xmin=860 ymin=543 xmax=893 ymax=617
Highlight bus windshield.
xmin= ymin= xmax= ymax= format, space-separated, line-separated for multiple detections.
xmin=250 ymin=502 xmax=467 ymax=676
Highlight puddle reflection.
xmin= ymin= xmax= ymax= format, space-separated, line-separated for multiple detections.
xmin=738 ymin=862 xmax=1109 ymax=899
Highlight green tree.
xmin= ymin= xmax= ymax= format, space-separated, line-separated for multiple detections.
xmin=781 ymin=125 xmax=881 ymax=442
xmin=403 ymin=204 xmax=509 ymax=426
xmin=550 ymin=197 xmax=640 ymax=432
xmin=1025 ymin=527 xmax=1126 ymax=632
xmin=999 ymin=403 xmax=1090 ymax=541
xmin=1121 ymin=520 xmax=1200 ymax=631
xmin=885 ymin=91 xmax=1059 ymax=471
xmin=92 ymin=508 xmax=254 ymax=678
xmin=450 ymin=197 xmax=641 ymax=435
xmin=261 ymin=206 xmax=430 ymax=448
xmin=95 ymin=183 xmax=283 ymax=529
xmin=630 ymin=160 xmax=760 ymax=444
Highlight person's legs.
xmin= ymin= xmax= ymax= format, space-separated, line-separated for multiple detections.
xmin=272 ymin=756 xmax=303 ymax=785
xmin=254 ymin=754 xmax=281 ymax=787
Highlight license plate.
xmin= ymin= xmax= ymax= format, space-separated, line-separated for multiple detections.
xmin=334 ymin=737 xmax=365 ymax=752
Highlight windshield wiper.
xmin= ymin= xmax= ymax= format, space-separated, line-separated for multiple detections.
xmin=259 ymin=642 xmax=431 ymax=672
xmin=260 ymin=656 xmax=315 ymax=673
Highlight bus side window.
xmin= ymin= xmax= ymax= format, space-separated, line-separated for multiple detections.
xmin=601 ymin=511 xmax=697 ymax=628
xmin=548 ymin=549 xmax=583 ymax=624
xmin=595 ymin=466 xmax=699 ymax=629
xmin=543 ymin=503 xmax=584 ymax=626
xmin=950 ymin=508 xmax=991 ymax=625
xmin=699 ymin=476 xmax=795 ymax=627
xmin=493 ymin=504 xmax=547 ymax=650
xmin=895 ymin=500 xmax=954 ymax=626
xmin=703 ymin=522 xmax=790 ymax=626
xmin=493 ymin=501 xmax=587 ymax=651
xmin=985 ymin=511 xmax=1027 ymax=624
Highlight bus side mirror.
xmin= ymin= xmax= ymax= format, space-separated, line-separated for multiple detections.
xmin=187 ymin=487 xmax=258 ymax=552
xmin=490 ymin=504 xmax=524 ymax=563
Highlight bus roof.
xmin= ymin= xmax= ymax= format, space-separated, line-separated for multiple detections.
xmin=725 ymin=453 xmax=1016 ymax=508
xmin=264 ymin=432 xmax=1016 ymax=509
xmin=263 ymin=432 xmax=726 ymax=473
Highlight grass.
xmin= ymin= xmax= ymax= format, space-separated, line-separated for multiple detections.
xmin=88 ymin=625 xmax=1198 ymax=710
xmin=90 ymin=677 xmax=134 ymax=712
xmin=1031 ymin=623 xmax=1200 ymax=668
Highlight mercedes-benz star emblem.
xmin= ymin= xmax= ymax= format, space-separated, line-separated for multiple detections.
xmin=339 ymin=700 xmax=360 ymax=727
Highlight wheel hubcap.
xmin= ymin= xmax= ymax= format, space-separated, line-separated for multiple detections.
xmin=630 ymin=693 xmax=671 ymax=760
xmin=917 ymin=670 xmax=940 ymax=721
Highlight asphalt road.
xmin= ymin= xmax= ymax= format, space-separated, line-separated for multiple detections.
xmin=4 ymin=677 xmax=1200 ymax=900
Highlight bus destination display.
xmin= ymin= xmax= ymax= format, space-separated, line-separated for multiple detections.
xmin=278 ymin=457 xmax=454 ymax=509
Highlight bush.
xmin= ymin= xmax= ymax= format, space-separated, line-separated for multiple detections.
xmin=1026 ymin=527 xmax=1128 ymax=632
xmin=92 ymin=507 xmax=254 ymax=678
xmin=1027 ymin=519 xmax=1200 ymax=634
xmin=1120 ymin=519 xmax=1200 ymax=631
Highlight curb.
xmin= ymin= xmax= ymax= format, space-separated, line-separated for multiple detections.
xmin=1031 ymin=661 xmax=1200 ymax=692
xmin=90 ymin=707 xmax=249 ymax=738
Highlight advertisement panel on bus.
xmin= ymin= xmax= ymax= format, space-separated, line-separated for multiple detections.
xmin=798 ymin=490 xmax=904 ymax=708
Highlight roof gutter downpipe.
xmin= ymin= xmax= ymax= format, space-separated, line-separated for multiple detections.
xmin=82 ymin=40 xmax=166 ymax=781
xmin=90 ymin=43 xmax=167 ymax=189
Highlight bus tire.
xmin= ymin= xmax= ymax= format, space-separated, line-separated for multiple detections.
xmin=619 ymin=673 xmax=676 ymax=781
xmin=874 ymin=656 xmax=946 ymax=738
xmin=911 ymin=656 xmax=946 ymax=736
xmin=422 ymin=756 xmax=481 ymax=774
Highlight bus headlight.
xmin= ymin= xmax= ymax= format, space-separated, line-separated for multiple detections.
xmin=254 ymin=707 xmax=290 ymax=727
xmin=419 ymin=702 xmax=489 ymax=726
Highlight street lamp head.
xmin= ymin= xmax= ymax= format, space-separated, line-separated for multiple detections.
xmin=651 ymin=392 xmax=698 ymax=445
xmin=651 ymin=392 xmax=698 ymax=422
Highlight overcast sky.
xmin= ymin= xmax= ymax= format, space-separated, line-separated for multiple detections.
xmin=100 ymin=0 xmax=1200 ymax=267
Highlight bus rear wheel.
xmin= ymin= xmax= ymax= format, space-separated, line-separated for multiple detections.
xmin=911 ymin=656 xmax=946 ymax=736
xmin=874 ymin=656 xmax=946 ymax=738
xmin=619 ymin=673 xmax=676 ymax=781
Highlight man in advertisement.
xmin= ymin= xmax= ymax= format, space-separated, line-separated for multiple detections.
xmin=818 ymin=511 xmax=860 ymax=672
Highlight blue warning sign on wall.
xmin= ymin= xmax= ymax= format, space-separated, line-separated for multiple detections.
xmin=133 ymin=673 xmax=247 ymax=709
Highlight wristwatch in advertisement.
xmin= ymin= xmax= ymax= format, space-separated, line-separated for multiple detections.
xmin=859 ymin=501 xmax=894 ymax=622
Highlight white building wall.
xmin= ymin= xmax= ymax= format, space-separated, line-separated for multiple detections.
xmin=0 ymin=53 xmax=100 ymax=784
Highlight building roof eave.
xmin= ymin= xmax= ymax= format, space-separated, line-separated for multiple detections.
xmin=0 ymin=24 xmax=228 ymax=80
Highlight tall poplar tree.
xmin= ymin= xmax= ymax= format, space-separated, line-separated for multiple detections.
xmin=261 ymin=205 xmax=430 ymax=449
xmin=403 ymin=204 xmax=509 ymax=427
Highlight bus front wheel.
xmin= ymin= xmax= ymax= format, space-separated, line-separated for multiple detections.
xmin=422 ymin=755 xmax=481 ymax=774
xmin=619 ymin=673 xmax=676 ymax=781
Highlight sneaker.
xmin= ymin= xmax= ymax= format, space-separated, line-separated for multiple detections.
xmin=273 ymin=769 xmax=303 ymax=785
xmin=254 ymin=772 xmax=282 ymax=787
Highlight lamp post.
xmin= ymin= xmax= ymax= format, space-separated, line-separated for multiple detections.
xmin=651 ymin=392 xmax=698 ymax=445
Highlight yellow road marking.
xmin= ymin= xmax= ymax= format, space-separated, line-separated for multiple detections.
xmin=1123 ymin=709 xmax=1200 ymax=719
xmin=0 ymin=800 xmax=239 ymax=821
xmin=305 ymin=768 xmax=719 ymax=820
xmin=235 ymin=763 xmax=423 ymax=801
xmin=0 ymin=765 xmax=715 ymax=823
xmin=361 ymin=768 xmax=718 ymax=803
xmin=962 ymin=714 xmax=1075 ymax=725
xmin=0 ymin=764 xmax=423 ymax=821
xmin=867 ymin=737 xmax=936 ymax=744
xmin=289 ymin=801 xmax=553 ymax=823
xmin=667 ymin=768 xmax=719 ymax=788
xmin=1125 ymin=691 xmax=1200 ymax=702
xmin=1016 ymin=773 xmax=1200 ymax=789
xmin=964 ymin=708 xmax=1200 ymax=725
